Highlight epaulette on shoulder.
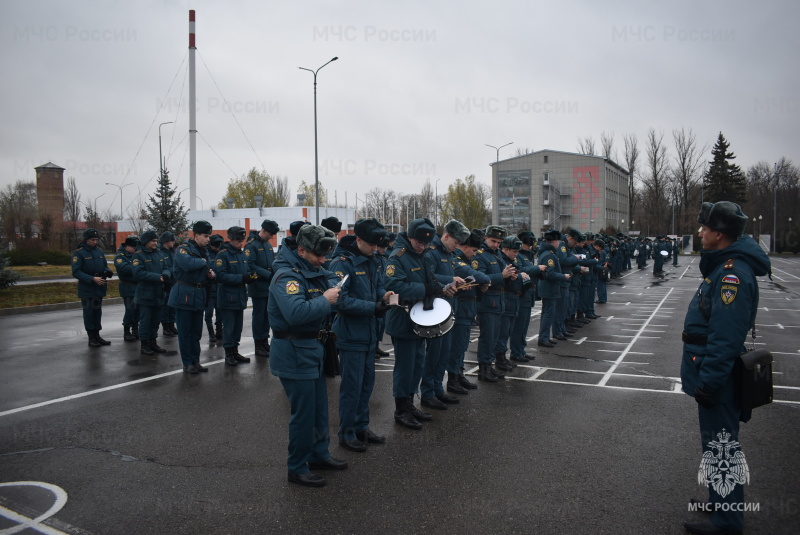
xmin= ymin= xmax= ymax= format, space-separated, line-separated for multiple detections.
xmin=477 ymin=249 xmax=484 ymax=254
xmin=340 ymin=256 xmax=347 ymax=261
xmin=723 ymin=258 xmax=735 ymax=270
xmin=396 ymin=248 xmax=406 ymax=257
xmin=292 ymin=267 xmax=300 ymax=273
xmin=429 ymin=245 xmax=436 ymax=249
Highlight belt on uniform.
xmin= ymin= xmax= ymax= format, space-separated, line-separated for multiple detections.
xmin=273 ymin=330 xmax=325 ymax=340
xmin=120 ymin=281 xmax=137 ymax=285
xmin=176 ymin=280 xmax=204 ymax=289
xmin=682 ymin=332 xmax=707 ymax=346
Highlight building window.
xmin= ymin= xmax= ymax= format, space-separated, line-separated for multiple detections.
xmin=544 ymin=155 xmax=548 ymax=163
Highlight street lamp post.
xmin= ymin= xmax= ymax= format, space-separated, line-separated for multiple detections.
xmin=299 ymin=57 xmax=338 ymax=224
xmin=105 ymin=182 xmax=132 ymax=217
xmin=758 ymin=215 xmax=763 ymax=240
xmin=752 ymin=217 xmax=756 ymax=236
xmin=485 ymin=142 xmax=513 ymax=163
xmin=158 ymin=122 xmax=173 ymax=181
xmin=435 ymin=178 xmax=441 ymax=229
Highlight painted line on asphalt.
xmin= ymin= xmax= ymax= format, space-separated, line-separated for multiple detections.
xmin=0 ymin=354 xmax=245 ymax=418
xmin=598 ymin=287 xmax=675 ymax=387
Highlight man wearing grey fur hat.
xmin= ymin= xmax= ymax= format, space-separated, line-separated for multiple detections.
xmin=269 ymin=224 xmax=346 ymax=487
xmin=419 ymin=219 xmax=469 ymax=410
xmin=681 ymin=201 xmax=770 ymax=535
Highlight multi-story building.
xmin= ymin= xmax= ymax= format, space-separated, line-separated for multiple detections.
xmin=490 ymin=149 xmax=630 ymax=235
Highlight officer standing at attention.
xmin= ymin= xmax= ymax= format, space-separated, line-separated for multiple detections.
xmin=374 ymin=235 xmax=392 ymax=358
xmin=537 ymin=229 xmax=570 ymax=348
xmin=159 ymin=231 xmax=179 ymax=336
xmin=474 ymin=225 xmax=516 ymax=382
xmin=204 ymin=234 xmax=224 ymax=344
xmin=681 ymin=202 xmax=770 ymax=535
xmin=447 ymin=231 xmax=490 ymax=389
xmin=494 ymin=235 xmax=524 ymax=370
xmin=115 ymin=235 xmax=140 ymax=342
xmin=246 ymin=220 xmax=279 ymax=358
xmin=385 ymin=218 xmax=448 ymax=429
xmin=72 ymin=228 xmax=114 ymax=347
xmin=673 ymin=237 xmax=681 ymax=266
xmin=169 ymin=221 xmax=215 ymax=374
xmin=133 ymin=230 xmax=171 ymax=355
xmin=419 ymin=219 xmax=469 ymax=410
xmin=509 ymin=231 xmax=539 ymax=363
xmin=269 ymin=224 xmax=346 ymax=487
xmin=216 ymin=226 xmax=256 ymax=366
xmin=329 ymin=218 xmax=393 ymax=452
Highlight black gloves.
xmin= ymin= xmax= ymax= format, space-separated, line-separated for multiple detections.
xmin=375 ymin=300 xmax=390 ymax=317
xmin=694 ymin=386 xmax=715 ymax=408
xmin=424 ymin=283 xmax=442 ymax=297
xmin=242 ymin=273 xmax=258 ymax=284
xmin=103 ymin=269 xmax=114 ymax=279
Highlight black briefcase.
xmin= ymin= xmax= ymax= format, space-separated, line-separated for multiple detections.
xmin=734 ymin=349 xmax=773 ymax=411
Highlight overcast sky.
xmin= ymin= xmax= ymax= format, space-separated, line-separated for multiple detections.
xmin=1 ymin=0 xmax=797 ymax=217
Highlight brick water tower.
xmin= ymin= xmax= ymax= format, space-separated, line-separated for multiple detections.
xmin=35 ymin=162 xmax=65 ymax=240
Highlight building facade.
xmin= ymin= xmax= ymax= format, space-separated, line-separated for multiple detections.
xmin=491 ymin=149 xmax=630 ymax=235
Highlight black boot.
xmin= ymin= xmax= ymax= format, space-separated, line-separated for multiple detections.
xmin=225 ymin=347 xmax=238 ymax=366
xmin=123 ymin=325 xmax=136 ymax=342
xmin=95 ymin=331 xmax=111 ymax=345
xmin=131 ymin=323 xmax=139 ymax=338
xmin=161 ymin=322 xmax=175 ymax=337
xmin=206 ymin=323 xmax=217 ymax=344
xmin=169 ymin=322 xmax=179 ymax=335
xmin=458 ymin=373 xmax=478 ymax=390
xmin=150 ymin=339 xmax=166 ymax=353
xmin=495 ymin=353 xmax=514 ymax=372
xmin=446 ymin=372 xmax=469 ymax=394
xmin=254 ymin=339 xmax=269 ymax=357
xmin=407 ymin=398 xmax=433 ymax=422
xmin=393 ymin=398 xmax=422 ymax=429
xmin=478 ymin=363 xmax=498 ymax=382
xmin=88 ymin=331 xmax=101 ymax=347
xmin=140 ymin=340 xmax=154 ymax=355
xmin=233 ymin=345 xmax=250 ymax=363
xmin=488 ymin=364 xmax=506 ymax=380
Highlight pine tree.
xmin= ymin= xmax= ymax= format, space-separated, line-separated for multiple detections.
xmin=0 ymin=247 xmax=20 ymax=289
xmin=145 ymin=168 xmax=188 ymax=236
xmin=703 ymin=132 xmax=747 ymax=204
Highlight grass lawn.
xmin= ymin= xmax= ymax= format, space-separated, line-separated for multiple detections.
xmin=0 ymin=281 xmax=121 ymax=309
xmin=11 ymin=265 xmax=73 ymax=278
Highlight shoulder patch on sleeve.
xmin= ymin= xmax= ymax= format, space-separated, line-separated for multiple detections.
xmin=723 ymin=258 xmax=735 ymax=270
xmin=244 ymin=249 xmax=251 ymax=257
xmin=722 ymin=274 xmax=740 ymax=285
xmin=116 ymin=258 xmax=122 ymax=264
xmin=285 ymin=280 xmax=300 ymax=295
xmin=386 ymin=264 xmax=396 ymax=277
xmin=721 ymin=285 xmax=738 ymax=305
xmin=471 ymin=260 xmax=478 ymax=270
xmin=215 ymin=258 xmax=223 ymax=267
xmin=179 ymin=248 xmax=188 ymax=254
xmin=547 ymin=259 xmax=554 ymax=267
xmin=335 ymin=270 xmax=344 ymax=278
xmin=72 ymin=256 xmax=79 ymax=263
xmin=561 ymin=246 xmax=567 ymax=253
xmin=132 ymin=259 xmax=140 ymax=266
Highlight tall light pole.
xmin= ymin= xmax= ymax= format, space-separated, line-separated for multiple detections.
xmin=485 ymin=142 xmax=513 ymax=163
xmin=758 ymin=215 xmax=762 ymax=239
xmin=435 ymin=178 xmax=441 ymax=229
xmin=105 ymin=182 xmax=132 ymax=217
xmin=773 ymin=162 xmax=778 ymax=253
xmin=299 ymin=56 xmax=338 ymax=224
xmin=158 ymin=121 xmax=173 ymax=181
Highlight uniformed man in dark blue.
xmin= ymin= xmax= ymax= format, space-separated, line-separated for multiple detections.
xmin=269 ymin=224 xmax=346 ymax=487
xmin=681 ymin=202 xmax=770 ymax=535
xmin=494 ymin=235 xmax=524 ymax=370
xmin=673 ymin=237 xmax=681 ymax=266
xmin=72 ymin=228 xmax=114 ymax=347
xmin=320 ymin=216 xmax=343 ymax=268
xmin=474 ymin=225 xmax=516 ymax=381
xmin=447 ymin=231 xmax=490 ymax=389
xmin=133 ymin=230 xmax=171 ymax=355
xmin=385 ymin=218 xmax=448 ymax=429
xmin=420 ymin=219 xmax=469 ymax=410
xmin=246 ymin=219 xmax=279 ymax=357
xmin=169 ymin=221 xmax=215 ymax=374
xmin=330 ymin=218 xmax=393 ymax=452
xmin=555 ymin=232 xmax=578 ymax=337
xmin=276 ymin=220 xmax=310 ymax=262
xmin=159 ymin=231 xmax=178 ymax=336
xmin=537 ymin=229 xmax=570 ymax=348
xmin=204 ymin=234 xmax=224 ymax=344
xmin=509 ymin=231 xmax=540 ymax=362
xmin=216 ymin=226 xmax=256 ymax=366
xmin=652 ymin=235 xmax=665 ymax=275
xmin=115 ymin=235 xmax=140 ymax=342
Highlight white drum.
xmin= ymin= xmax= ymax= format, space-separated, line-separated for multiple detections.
xmin=660 ymin=250 xmax=669 ymax=257
xmin=409 ymin=298 xmax=454 ymax=338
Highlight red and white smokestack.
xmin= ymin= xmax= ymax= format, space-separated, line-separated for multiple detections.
xmin=189 ymin=10 xmax=197 ymax=211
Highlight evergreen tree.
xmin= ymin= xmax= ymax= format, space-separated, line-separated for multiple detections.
xmin=145 ymin=168 xmax=188 ymax=237
xmin=0 ymin=247 xmax=20 ymax=289
xmin=703 ymin=132 xmax=747 ymax=204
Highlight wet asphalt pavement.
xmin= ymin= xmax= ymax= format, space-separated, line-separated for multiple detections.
xmin=1 ymin=256 xmax=799 ymax=534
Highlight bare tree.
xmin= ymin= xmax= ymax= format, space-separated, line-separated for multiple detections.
xmin=671 ymin=128 xmax=707 ymax=234
xmin=623 ymin=133 xmax=640 ymax=228
xmin=0 ymin=181 xmax=38 ymax=243
xmin=600 ymin=131 xmax=617 ymax=161
xmin=641 ymin=129 xmax=671 ymax=234
xmin=514 ymin=147 xmax=533 ymax=156
xmin=576 ymin=136 xmax=596 ymax=155
xmin=63 ymin=176 xmax=82 ymax=221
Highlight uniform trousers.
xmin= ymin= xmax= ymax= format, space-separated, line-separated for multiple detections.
xmin=175 ymin=308 xmax=203 ymax=367
xmin=538 ymin=298 xmax=556 ymax=342
xmin=476 ymin=311 xmax=501 ymax=365
xmin=510 ymin=303 xmax=533 ymax=358
xmin=448 ymin=321 xmax=472 ymax=374
xmin=338 ymin=349 xmax=375 ymax=441
xmin=391 ymin=336 xmax=425 ymax=399
xmin=251 ymin=296 xmax=270 ymax=341
xmin=596 ymin=278 xmax=607 ymax=303
xmin=280 ymin=376 xmax=331 ymax=475
xmin=554 ymin=286 xmax=569 ymax=336
xmin=698 ymin=401 xmax=744 ymax=532
xmin=122 ymin=296 xmax=139 ymax=327
xmin=80 ymin=297 xmax=103 ymax=331
xmin=204 ymin=294 xmax=217 ymax=328
xmin=137 ymin=305 xmax=161 ymax=341
xmin=221 ymin=309 xmax=244 ymax=348
xmin=421 ymin=331 xmax=453 ymax=399
xmin=494 ymin=297 xmax=518 ymax=355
